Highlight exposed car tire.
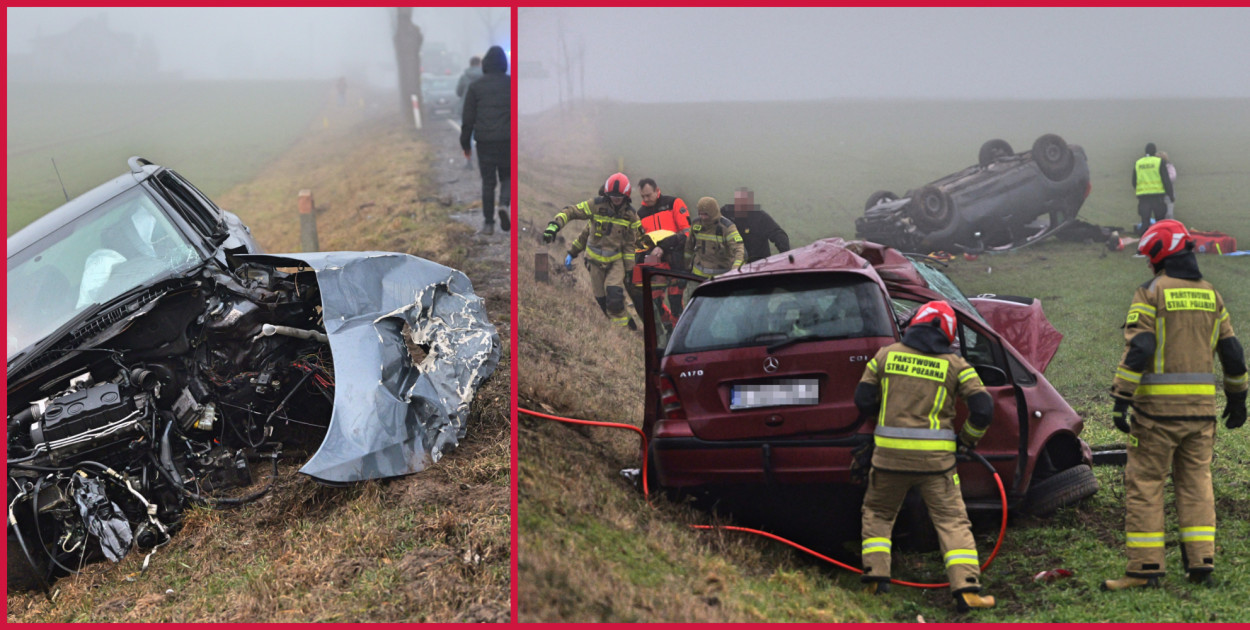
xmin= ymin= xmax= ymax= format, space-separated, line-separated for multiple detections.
xmin=908 ymin=186 xmax=953 ymax=232
xmin=1032 ymin=134 xmax=1075 ymax=181
xmin=865 ymin=190 xmax=899 ymax=211
xmin=1026 ymin=464 xmax=1099 ymax=516
xmin=978 ymin=139 xmax=1014 ymax=167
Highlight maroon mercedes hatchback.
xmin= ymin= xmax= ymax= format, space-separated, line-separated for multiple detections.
xmin=639 ymin=238 xmax=1096 ymax=516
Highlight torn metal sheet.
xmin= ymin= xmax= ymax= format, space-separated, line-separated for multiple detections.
xmin=237 ymin=252 xmax=500 ymax=483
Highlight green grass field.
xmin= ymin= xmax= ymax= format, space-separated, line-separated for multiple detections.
xmin=595 ymin=98 xmax=1250 ymax=248
xmin=7 ymin=80 xmax=329 ymax=234
xmin=519 ymin=100 xmax=1250 ymax=622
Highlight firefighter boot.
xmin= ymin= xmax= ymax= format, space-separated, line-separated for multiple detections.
xmin=867 ymin=581 xmax=890 ymax=595
xmin=1187 ymin=568 xmax=1216 ymax=587
xmin=954 ymin=591 xmax=996 ymax=612
xmin=1100 ymin=576 xmax=1160 ymax=591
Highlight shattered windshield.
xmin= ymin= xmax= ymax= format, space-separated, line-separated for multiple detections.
xmin=909 ymin=260 xmax=985 ymax=324
xmin=7 ymin=186 xmax=203 ymax=359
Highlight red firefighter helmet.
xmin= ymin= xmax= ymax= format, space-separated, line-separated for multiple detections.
xmin=603 ymin=172 xmax=631 ymax=198
xmin=910 ymin=300 xmax=957 ymax=344
xmin=1138 ymin=219 xmax=1193 ymax=264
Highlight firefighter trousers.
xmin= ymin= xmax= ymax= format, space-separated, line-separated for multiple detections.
xmin=588 ymin=261 xmax=632 ymax=326
xmin=861 ymin=468 xmax=982 ymax=594
xmin=1123 ymin=415 xmax=1216 ymax=577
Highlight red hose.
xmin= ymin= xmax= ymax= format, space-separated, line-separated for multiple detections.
xmin=519 ymin=406 xmax=1008 ymax=589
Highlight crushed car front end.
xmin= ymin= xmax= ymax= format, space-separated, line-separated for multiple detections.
xmin=7 ymin=159 xmax=499 ymax=591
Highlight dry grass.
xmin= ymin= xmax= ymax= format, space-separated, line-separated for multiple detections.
xmin=214 ymin=102 xmax=473 ymax=267
xmin=7 ymin=104 xmax=510 ymax=623
xmin=515 ymin=110 xmax=872 ymax=622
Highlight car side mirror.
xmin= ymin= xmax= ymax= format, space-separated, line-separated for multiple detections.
xmin=973 ymin=364 xmax=1008 ymax=387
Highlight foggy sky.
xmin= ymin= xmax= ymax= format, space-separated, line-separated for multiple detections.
xmin=520 ymin=7 xmax=1250 ymax=113
xmin=8 ymin=7 xmax=510 ymax=86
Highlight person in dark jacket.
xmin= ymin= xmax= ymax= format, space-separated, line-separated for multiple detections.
xmin=456 ymin=56 xmax=483 ymax=99
xmin=720 ymin=187 xmax=790 ymax=263
xmin=460 ymin=46 xmax=510 ymax=235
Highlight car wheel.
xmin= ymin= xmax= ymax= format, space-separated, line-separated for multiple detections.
xmin=1026 ymin=464 xmax=1099 ymax=516
xmin=908 ymin=186 xmax=953 ymax=232
xmin=1032 ymin=134 xmax=1075 ymax=181
xmin=865 ymin=190 xmax=899 ymax=211
xmin=978 ymin=139 xmax=1013 ymax=167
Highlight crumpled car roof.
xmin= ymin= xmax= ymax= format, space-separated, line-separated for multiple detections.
xmin=237 ymin=251 xmax=499 ymax=483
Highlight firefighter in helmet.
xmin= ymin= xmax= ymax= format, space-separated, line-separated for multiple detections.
xmin=854 ymin=300 xmax=998 ymax=612
xmin=1103 ymin=219 xmax=1247 ymax=591
xmin=543 ymin=173 xmax=644 ymax=328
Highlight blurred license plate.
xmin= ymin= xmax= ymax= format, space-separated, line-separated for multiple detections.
xmin=730 ymin=379 xmax=819 ymax=410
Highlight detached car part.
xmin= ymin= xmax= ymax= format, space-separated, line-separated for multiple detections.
xmin=855 ymin=134 xmax=1091 ymax=253
xmin=7 ymin=158 xmax=499 ymax=591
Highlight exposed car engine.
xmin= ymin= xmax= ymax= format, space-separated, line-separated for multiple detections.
xmin=7 ymin=262 xmax=335 ymax=590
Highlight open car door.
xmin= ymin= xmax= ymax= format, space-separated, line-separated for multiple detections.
xmin=889 ymin=290 xmax=1030 ymax=502
xmin=639 ymin=265 xmax=703 ymax=456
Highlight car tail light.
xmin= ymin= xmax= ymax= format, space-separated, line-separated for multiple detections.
xmin=1084 ymin=181 xmax=1092 ymax=198
xmin=658 ymin=374 xmax=685 ymax=420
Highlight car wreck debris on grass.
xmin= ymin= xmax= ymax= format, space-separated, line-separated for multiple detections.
xmin=7 ymin=158 xmax=499 ymax=592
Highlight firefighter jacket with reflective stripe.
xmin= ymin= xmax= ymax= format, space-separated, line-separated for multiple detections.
xmin=686 ymin=216 xmax=745 ymax=278
xmin=859 ymin=342 xmax=988 ymax=473
xmin=1111 ymin=272 xmax=1246 ymax=421
xmin=1134 ymin=155 xmax=1167 ymax=197
xmin=638 ymin=196 xmax=691 ymax=243
xmin=552 ymin=198 xmax=643 ymax=268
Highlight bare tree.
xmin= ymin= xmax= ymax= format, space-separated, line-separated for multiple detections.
xmin=477 ymin=8 xmax=507 ymax=47
xmin=393 ymin=7 xmax=424 ymax=127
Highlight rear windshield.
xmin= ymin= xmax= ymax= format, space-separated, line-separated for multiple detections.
xmin=668 ymin=273 xmax=895 ymax=354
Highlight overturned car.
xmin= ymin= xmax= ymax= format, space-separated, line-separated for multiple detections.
xmin=7 ymin=158 xmax=499 ymax=590
xmin=855 ymin=134 xmax=1091 ymax=253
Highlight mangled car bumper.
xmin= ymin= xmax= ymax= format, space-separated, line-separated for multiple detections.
xmin=238 ymin=252 xmax=500 ymax=483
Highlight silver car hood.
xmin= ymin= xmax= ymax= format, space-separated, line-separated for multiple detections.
xmin=236 ymin=251 xmax=499 ymax=483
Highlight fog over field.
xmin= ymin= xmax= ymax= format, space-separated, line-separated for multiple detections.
xmin=8 ymin=7 xmax=509 ymax=87
xmin=520 ymin=8 xmax=1250 ymax=249
xmin=520 ymin=7 xmax=1250 ymax=113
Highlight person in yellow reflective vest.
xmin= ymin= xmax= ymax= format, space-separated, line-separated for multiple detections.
xmin=1132 ymin=143 xmax=1174 ymax=235
xmin=542 ymin=173 xmax=643 ymax=328
xmin=854 ymin=300 xmax=997 ymax=612
xmin=1103 ymin=219 xmax=1247 ymax=591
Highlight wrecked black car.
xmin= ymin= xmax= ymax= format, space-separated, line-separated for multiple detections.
xmin=7 ymin=157 xmax=499 ymax=590
xmin=855 ymin=134 xmax=1091 ymax=253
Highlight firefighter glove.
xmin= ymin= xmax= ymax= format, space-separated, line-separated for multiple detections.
xmin=543 ymin=222 xmax=560 ymax=243
xmin=1111 ymin=398 xmax=1132 ymax=434
xmin=1223 ymin=389 xmax=1247 ymax=429
xmin=957 ymin=433 xmax=976 ymax=453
